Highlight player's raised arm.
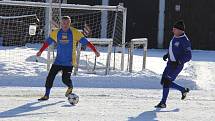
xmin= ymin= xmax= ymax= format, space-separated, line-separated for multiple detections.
xmin=36 ymin=29 xmax=58 ymax=57
xmin=79 ymin=37 xmax=100 ymax=57
xmin=73 ymin=27 xmax=100 ymax=57
xmin=36 ymin=41 xmax=49 ymax=57
xmin=86 ymin=41 xmax=100 ymax=57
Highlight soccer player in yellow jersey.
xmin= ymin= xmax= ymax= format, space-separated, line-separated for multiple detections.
xmin=36 ymin=16 xmax=100 ymax=101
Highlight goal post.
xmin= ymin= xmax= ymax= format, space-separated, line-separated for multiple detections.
xmin=128 ymin=38 xmax=148 ymax=73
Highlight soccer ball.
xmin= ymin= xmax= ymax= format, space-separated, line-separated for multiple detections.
xmin=68 ymin=93 xmax=79 ymax=105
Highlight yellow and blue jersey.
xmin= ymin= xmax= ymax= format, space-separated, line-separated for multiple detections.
xmin=46 ymin=27 xmax=89 ymax=67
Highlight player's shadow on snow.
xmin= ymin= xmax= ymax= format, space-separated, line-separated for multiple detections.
xmin=0 ymin=100 xmax=64 ymax=118
xmin=128 ymin=108 xmax=180 ymax=121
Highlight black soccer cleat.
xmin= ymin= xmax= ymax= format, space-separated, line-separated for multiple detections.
xmin=38 ymin=95 xmax=49 ymax=101
xmin=155 ymin=102 xmax=166 ymax=108
xmin=181 ymin=88 xmax=190 ymax=100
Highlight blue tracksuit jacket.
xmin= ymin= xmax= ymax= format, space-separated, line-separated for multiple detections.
xmin=163 ymin=33 xmax=192 ymax=81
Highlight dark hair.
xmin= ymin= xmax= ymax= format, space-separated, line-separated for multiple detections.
xmin=62 ymin=16 xmax=71 ymax=21
xmin=173 ymin=20 xmax=185 ymax=31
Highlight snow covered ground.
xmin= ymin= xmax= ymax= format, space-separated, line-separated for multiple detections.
xmin=0 ymin=44 xmax=215 ymax=121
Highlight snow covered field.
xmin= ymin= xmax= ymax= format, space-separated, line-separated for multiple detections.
xmin=0 ymin=44 xmax=215 ymax=121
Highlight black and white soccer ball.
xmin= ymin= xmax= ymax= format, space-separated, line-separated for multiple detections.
xmin=68 ymin=93 xmax=79 ymax=105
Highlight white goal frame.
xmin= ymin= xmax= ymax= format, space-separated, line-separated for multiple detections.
xmin=74 ymin=38 xmax=113 ymax=75
xmin=0 ymin=0 xmax=127 ymax=74
xmin=128 ymin=38 xmax=148 ymax=73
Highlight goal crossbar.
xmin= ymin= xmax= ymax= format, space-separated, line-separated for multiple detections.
xmin=0 ymin=1 xmax=125 ymax=11
xmin=0 ymin=14 xmax=37 ymax=19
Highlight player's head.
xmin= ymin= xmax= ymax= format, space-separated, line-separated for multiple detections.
xmin=61 ymin=16 xmax=71 ymax=30
xmin=172 ymin=20 xmax=185 ymax=36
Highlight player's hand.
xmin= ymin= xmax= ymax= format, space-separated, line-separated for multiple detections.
xmin=95 ymin=51 xmax=100 ymax=57
xmin=163 ymin=53 xmax=168 ymax=61
xmin=36 ymin=51 xmax=42 ymax=57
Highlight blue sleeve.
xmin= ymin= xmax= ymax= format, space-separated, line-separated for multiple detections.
xmin=79 ymin=37 xmax=89 ymax=45
xmin=178 ymin=39 xmax=192 ymax=64
xmin=45 ymin=37 xmax=54 ymax=45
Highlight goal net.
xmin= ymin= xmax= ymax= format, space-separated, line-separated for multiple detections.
xmin=0 ymin=0 xmax=127 ymax=75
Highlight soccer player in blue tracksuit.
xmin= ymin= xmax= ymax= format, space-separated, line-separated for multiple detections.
xmin=155 ymin=20 xmax=192 ymax=108
xmin=36 ymin=16 xmax=100 ymax=101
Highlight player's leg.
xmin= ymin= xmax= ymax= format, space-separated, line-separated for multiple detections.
xmin=161 ymin=79 xmax=171 ymax=103
xmin=38 ymin=64 xmax=61 ymax=101
xmin=170 ymin=82 xmax=185 ymax=92
xmin=62 ymin=66 xmax=73 ymax=97
xmin=155 ymin=63 xmax=173 ymax=108
xmin=169 ymin=64 xmax=190 ymax=100
xmin=169 ymin=82 xmax=189 ymax=100
xmin=155 ymin=78 xmax=171 ymax=108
